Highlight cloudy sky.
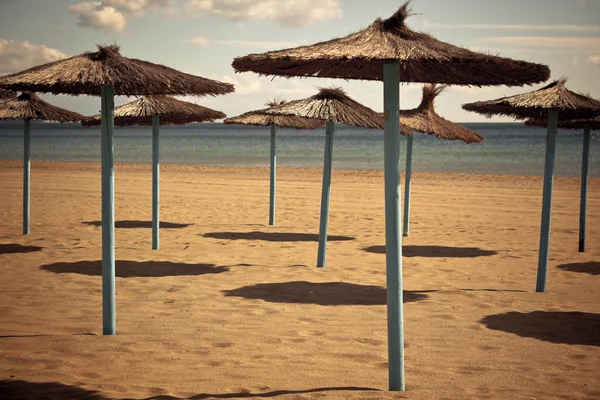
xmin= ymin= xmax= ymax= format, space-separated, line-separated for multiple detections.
xmin=0 ymin=0 xmax=599 ymax=122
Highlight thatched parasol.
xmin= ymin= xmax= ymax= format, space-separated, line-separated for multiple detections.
xmin=0 ymin=44 xmax=234 ymax=336
xmin=225 ymin=100 xmax=324 ymax=226
xmin=82 ymin=95 xmax=226 ymax=127
xmin=0 ymin=88 xmax=17 ymax=101
xmin=265 ymin=87 xmax=383 ymax=268
xmin=399 ymin=84 xmax=483 ymax=237
xmin=264 ymin=87 xmax=384 ymax=129
xmin=82 ymin=95 xmax=226 ymax=251
xmin=232 ymin=4 xmax=549 ymax=86
xmin=525 ymin=115 xmax=599 ymax=253
xmin=0 ymin=92 xmax=84 ymax=236
xmin=231 ymin=2 xmax=550 ymax=391
xmin=463 ymin=79 xmax=600 ymax=293
xmin=462 ymin=79 xmax=600 ymax=120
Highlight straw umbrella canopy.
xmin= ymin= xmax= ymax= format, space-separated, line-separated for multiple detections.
xmin=399 ymin=84 xmax=483 ymax=237
xmin=0 ymin=88 xmax=17 ymax=101
xmin=81 ymin=95 xmax=226 ymax=127
xmin=0 ymin=92 xmax=84 ymax=236
xmin=82 ymin=95 xmax=226 ymax=251
xmin=232 ymin=1 xmax=550 ymax=391
xmin=0 ymin=44 xmax=234 ymax=336
xmin=265 ymin=87 xmax=384 ymax=268
xmin=525 ymin=114 xmax=599 ymax=254
xmin=225 ymin=100 xmax=324 ymax=226
xmin=462 ymin=79 xmax=600 ymax=293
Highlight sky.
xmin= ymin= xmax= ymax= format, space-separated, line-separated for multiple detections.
xmin=0 ymin=0 xmax=599 ymax=122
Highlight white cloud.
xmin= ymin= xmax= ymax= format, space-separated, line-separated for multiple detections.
xmin=69 ymin=2 xmax=126 ymax=33
xmin=588 ymin=55 xmax=600 ymax=66
xmin=70 ymin=0 xmax=342 ymax=32
xmin=187 ymin=37 xmax=210 ymax=46
xmin=482 ymin=36 xmax=600 ymax=52
xmin=213 ymin=39 xmax=302 ymax=48
xmin=54 ymin=26 xmax=68 ymax=34
xmin=0 ymin=39 xmax=68 ymax=75
xmin=423 ymin=20 xmax=600 ymax=33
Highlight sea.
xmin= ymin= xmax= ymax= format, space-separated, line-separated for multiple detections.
xmin=0 ymin=121 xmax=598 ymax=177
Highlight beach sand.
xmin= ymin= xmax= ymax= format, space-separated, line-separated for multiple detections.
xmin=0 ymin=160 xmax=598 ymax=399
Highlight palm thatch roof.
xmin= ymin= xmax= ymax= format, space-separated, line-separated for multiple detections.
xmin=232 ymin=2 xmax=549 ymax=86
xmin=224 ymin=99 xmax=325 ymax=129
xmin=0 ymin=88 xmax=16 ymax=101
xmin=263 ymin=88 xmax=384 ymax=129
xmin=81 ymin=95 xmax=226 ymax=127
xmin=0 ymin=45 xmax=235 ymax=96
xmin=400 ymin=84 xmax=483 ymax=143
xmin=0 ymin=92 xmax=84 ymax=122
xmin=462 ymin=79 xmax=600 ymax=120
xmin=525 ymin=115 xmax=600 ymax=130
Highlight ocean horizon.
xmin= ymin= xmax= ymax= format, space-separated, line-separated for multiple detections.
xmin=0 ymin=121 xmax=598 ymax=177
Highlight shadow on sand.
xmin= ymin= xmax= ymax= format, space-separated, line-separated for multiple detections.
xmin=481 ymin=311 xmax=600 ymax=346
xmin=0 ymin=244 xmax=43 ymax=254
xmin=82 ymin=220 xmax=192 ymax=229
xmin=363 ymin=245 xmax=497 ymax=258
xmin=40 ymin=260 xmax=228 ymax=278
xmin=223 ymin=281 xmax=433 ymax=306
xmin=202 ymin=231 xmax=354 ymax=242
xmin=0 ymin=380 xmax=106 ymax=400
xmin=135 ymin=386 xmax=379 ymax=399
xmin=0 ymin=380 xmax=378 ymax=400
xmin=557 ymin=261 xmax=600 ymax=276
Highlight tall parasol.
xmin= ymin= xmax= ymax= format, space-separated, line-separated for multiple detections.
xmin=0 ymin=44 xmax=234 ymax=335
xmin=400 ymin=84 xmax=483 ymax=236
xmin=0 ymin=89 xmax=17 ymax=101
xmin=224 ymin=100 xmax=324 ymax=226
xmin=232 ymin=1 xmax=549 ymax=390
xmin=0 ymin=92 xmax=84 ymax=235
xmin=463 ymin=78 xmax=600 ymax=292
xmin=265 ymin=87 xmax=384 ymax=268
xmin=83 ymin=95 xmax=227 ymax=250
xmin=525 ymin=115 xmax=600 ymax=253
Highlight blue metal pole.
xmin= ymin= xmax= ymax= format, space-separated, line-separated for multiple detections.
xmin=402 ymin=133 xmax=413 ymax=237
xmin=579 ymin=123 xmax=590 ymax=252
xmin=536 ymin=109 xmax=558 ymax=293
xmin=269 ymin=124 xmax=276 ymax=226
xmin=316 ymin=121 xmax=335 ymax=268
xmin=23 ymin=119 xmax=31 ymax=235
xmin=383 ymin=62 xmax=404 ymax=391
xmin=152 ymin=115 xmax=160 ymax=250
xmin=101 ymin=85 xmax=116 ymax=334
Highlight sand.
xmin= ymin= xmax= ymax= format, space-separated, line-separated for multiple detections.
xmin=0 ymin=159 xmax=598 ymax=400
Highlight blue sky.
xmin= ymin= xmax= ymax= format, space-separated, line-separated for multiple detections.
xmin=0 ymin=0 xmax=599 ymax=122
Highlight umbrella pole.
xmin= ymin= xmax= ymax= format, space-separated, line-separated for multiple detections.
xmin=316 ymin=121 xmax=335 ymax=268
xmin=402 ymin=134 xmax=413 ymax=237
xmin=152 ymin=115 xmax=160 ymax=250
xmin=269 ymin=124 xmax=276 ymax=226
xmin=383 ymin=62 xmax=404 ymax=391
xmin=23 ymin=119 xmax=31 ymax=235
xmin=536 ymin=109 xmax=558 ymax=293
xmin=579 ymin=123 xmax=590 ymax=252
xmin=101 ymin=85 xmax=116 ymax=335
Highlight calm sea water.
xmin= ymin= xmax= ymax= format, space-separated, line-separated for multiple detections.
xmin=0 ymin=121 xmax=598 ymax=177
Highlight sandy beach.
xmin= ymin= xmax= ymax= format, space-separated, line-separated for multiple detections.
xmin=0 ymin=159 xmax=598 ymax=399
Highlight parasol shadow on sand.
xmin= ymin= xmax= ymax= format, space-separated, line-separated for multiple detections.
xmin=224 ymin=100 xmax=324 ymax=226
xmin=82 ymin=95 xmax=226 ymax=250
xmin=480 ymin=311 xmax=600 ymax=346
xmin=463 ymin=78 xmax=600 ymax=292
xmin=0 ymin=92 xmax=84 ymax=235
xmin=264 ymin=87 xmax=384 ymax=269
xmin=0 ymin=44 xmax=234 ymax=335
xmin=525 ymin=114 xmax=599 ymax=254
xmin=399 ymin=84 xmax=483 ymax=237
xmin=232 ymin=0 xmax=549 ymax=390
